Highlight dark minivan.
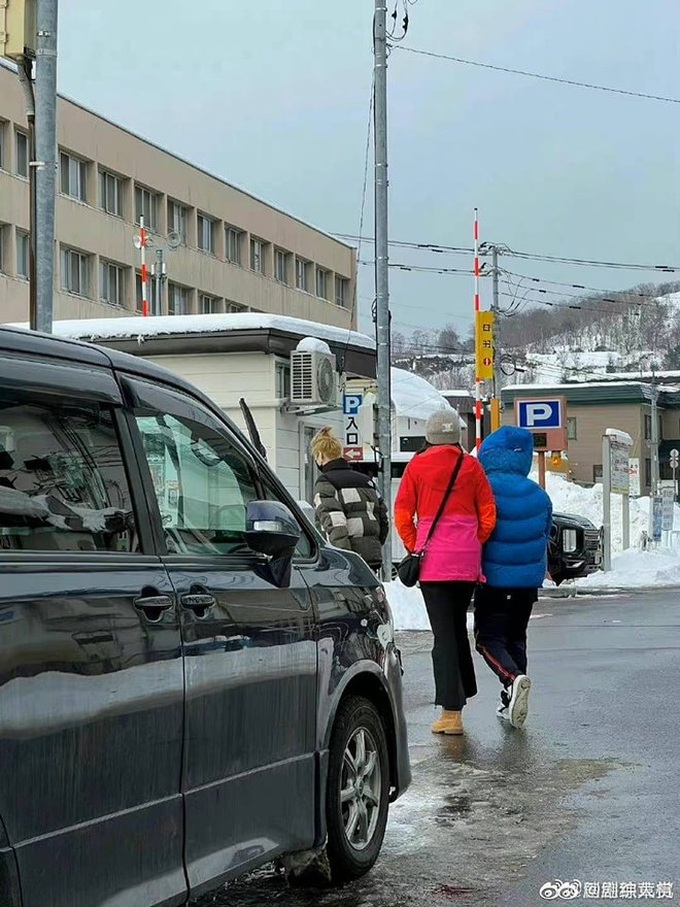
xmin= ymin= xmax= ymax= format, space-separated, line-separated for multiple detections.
xmin=0 ymin=327 xmax=410 ymax=907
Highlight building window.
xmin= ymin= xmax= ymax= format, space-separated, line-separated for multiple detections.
xmin=0 ymin=224 xmax=6 ymax=272
xmin=60 ymin=247 xmax=90 ymax=297
xmin=335 ymin=276 xmax=349 ymax=308
xmin=225 ymin=226 xmax=242 ymax=265
xmin=250 ymin=237 xmax=267 ymax=274
xmin=0 ymin=121 xmax=6 ymax=170
xmin=15 ymin=130 xmax=28 ymax=178
xmin=275 ymin=362 xmax=291 ymax=399
xmin=197 ymin=214 xmax=217 ymax=254
xmin=60 ymin=151 xmax=88 ymax=202
xmin=593 ymin=464 xmax=603 ymax=484
xmin=225 ymin=301 xmax=246 ymax=314
xmin=100 ymin=170 xmax=123 ymax=217
xmin=644 ymin=458 xmax=652 ymax=489
xmin=644 ymin=414 xmax=652 ymax=440
xmin=567 ymin=417 xmax=577 ymax=441
xmin=295 ymin=257 xmax=310 ymax=292
xmin=199 ymin=293 xmax=220 ymax=314
xmin=168 ymin=283 xmax=189 ymax=315
xmin=274 ymin=248 xmax=289 ymax=284
xmin=168 ymin=200 xmax=188 ymax=244
xmin=135 ymin=185 xmax=159 ymax=231
xmin=16 ymin=231 xmax=29 ymax=278
xmin=316 ymin=268 xmax=330 ymax=300
xmin=100 ymin=260 xmax=126 ymax=307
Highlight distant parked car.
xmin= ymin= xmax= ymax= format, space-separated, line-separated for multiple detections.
xmin=548 ymin=512 xmax=603 ymax=584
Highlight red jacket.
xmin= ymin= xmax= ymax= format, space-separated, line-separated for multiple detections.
xmin=394 ymin=445 xmax=496 ymax=582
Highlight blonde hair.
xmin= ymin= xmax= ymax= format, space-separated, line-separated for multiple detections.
xmin=310 ymin=426 xmax=343 ymax=462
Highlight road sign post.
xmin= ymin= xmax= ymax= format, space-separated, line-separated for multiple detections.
xmin=514 ymin=397 xmax=568 ymax=489
xmin=671 ymin=447 xmax=679 ymax=503
xmin=602 ymin=429 xmax=633 ymax=571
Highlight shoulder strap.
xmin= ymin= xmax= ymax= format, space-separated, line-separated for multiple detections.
xmin=420 ymin=451 xmax=466 ymax=551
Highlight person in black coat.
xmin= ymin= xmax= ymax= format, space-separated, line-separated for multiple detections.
xmin=310 ymin=427 xmax=389 ymax=571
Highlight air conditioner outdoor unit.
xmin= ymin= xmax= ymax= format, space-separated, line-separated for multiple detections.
xmin=290 ymin=349 xmax=338 ymax=407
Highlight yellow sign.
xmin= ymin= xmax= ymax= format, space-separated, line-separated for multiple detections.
xmin=475 ymin=310 xmax=495 ymax=381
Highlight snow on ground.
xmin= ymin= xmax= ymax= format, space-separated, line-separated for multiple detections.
xmin=385 ymin=579 xmax=474 ymax=633
xmin=386 ymin=472 xmax=680 ymax=630
xmin=575 ymin=546 xmax=680 ymax=590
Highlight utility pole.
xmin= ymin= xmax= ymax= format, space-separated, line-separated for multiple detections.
xmin=17 ymin=57 xmax=37 ymax=329
xmin=373 ymin=0 xmax=392 ymax=569
xmin=34 ymin=0 xmax=58 ymax=333
xmin=490 ymin=244 xmax=502 ymax=431
xmin=152 ymin=248 xmax=166 ymax=316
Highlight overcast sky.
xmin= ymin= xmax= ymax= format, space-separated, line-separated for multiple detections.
xmin=58 ymin=0 xmax=680 ymax=338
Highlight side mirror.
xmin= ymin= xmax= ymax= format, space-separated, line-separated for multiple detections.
xmin=245 ymin=500 xmax=301 ymax=559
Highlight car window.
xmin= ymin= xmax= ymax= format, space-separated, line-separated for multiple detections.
xmin=0 ymin=400 xmax=135 ymax=552
xmin=134 ymin=409 xmax=259 ymax=556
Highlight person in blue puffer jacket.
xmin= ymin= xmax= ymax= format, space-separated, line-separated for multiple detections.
xmin=475 ymin=425 xmax=553 ymax=729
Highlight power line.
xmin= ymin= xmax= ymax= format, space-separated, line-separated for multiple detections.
xmin=341 ymin=233 xmax=680 ymax=273
xmin=499 ymin=268 xmax=680 ymax=301
xmin=392 ymin=45 xmax=680 ymax=105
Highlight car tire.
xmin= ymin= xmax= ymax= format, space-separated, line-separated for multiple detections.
xmin=325 ymin=695 xmax=390 ymax=883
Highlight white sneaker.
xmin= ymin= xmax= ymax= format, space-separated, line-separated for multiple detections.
xmin=496 ymin=687 xmax=510 ymax=721
xmin=508 ymin=675 xmax=531 ymax=729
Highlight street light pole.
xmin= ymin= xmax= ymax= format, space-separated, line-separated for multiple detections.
xmin=373 ymin=0 xmax=392 ymax=567
xmin=34 ymin=0 xmax=59 ymax=333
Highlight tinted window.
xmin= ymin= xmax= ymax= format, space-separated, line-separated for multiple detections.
xmin=135 ymin=410 xmax=259 ymax=556
xmin=0 ymin=401 xmax=134 ymax=552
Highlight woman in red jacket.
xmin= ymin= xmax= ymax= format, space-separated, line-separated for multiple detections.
xmin=394 ymin=410 xmax=496 ymax=735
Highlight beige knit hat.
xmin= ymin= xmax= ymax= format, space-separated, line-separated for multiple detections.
xmin=425 ymin=408 xmax=461 ymax=445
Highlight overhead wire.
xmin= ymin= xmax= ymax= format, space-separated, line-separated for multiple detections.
xmin=391 ymin=45 xmax=680 ymax=105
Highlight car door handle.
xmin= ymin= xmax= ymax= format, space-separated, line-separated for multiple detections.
xmin=133 ymin=594 xmax=174 ymax=620
xmin=180 ymin=592 xmax=216 ymax=612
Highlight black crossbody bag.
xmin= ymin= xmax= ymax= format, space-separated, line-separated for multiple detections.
xmin=396 ymin=452 xmax=465 ymax=587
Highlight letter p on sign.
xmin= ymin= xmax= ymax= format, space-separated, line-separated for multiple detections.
xmin=525 ymin=403 xmax=552 ymax=427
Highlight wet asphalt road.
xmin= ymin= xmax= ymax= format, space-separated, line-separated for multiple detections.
xmin=196 ymin=590 xmax=680 ymax=907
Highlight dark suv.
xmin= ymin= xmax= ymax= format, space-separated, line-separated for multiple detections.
xmin=548 ymin=512 xmax=603 ymax=584
xmin=0 ymin=327 xmax=410 ymax=907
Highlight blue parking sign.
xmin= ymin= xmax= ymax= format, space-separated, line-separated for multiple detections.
xmin=343 ymin=393 xmax=363 ymax=416
xmin=517 ymin=399 xmax=563 ymax=430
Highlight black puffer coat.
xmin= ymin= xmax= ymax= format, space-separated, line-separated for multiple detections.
xmin=313 ymin=458 xmax=389 ymax=568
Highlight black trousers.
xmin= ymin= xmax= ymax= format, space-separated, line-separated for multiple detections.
xmin=421 ymin=581 xmax=477 ymax=711
xmin=474 ymin=585 xmax=537 ymax=686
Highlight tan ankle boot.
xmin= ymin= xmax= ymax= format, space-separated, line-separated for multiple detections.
xmin=431 ymin=709 xmax=463 ymax=735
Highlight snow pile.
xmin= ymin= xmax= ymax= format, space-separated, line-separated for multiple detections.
xmin=384 ymin=580 xmax=474 ymax=632
xmin=391 ymin=368 xmax=465 ymax=425
xmin=541 ymin=471 xmax=680 ymax=553
xmin=576 ymin=547 xmax=680 ymax=589
xmin=296 ymin=336 xmax=332 ymax=355
xmin=12 ymin=313 xmax=376 ymax=351
xmin=385 ymin=581 xmax=432 ymax=631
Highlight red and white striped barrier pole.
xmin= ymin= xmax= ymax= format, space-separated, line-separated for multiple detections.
xmin=139 ymin=216 xmax=149 ymax=317
xmin=473 ymin=208 xmax=482 ymax=450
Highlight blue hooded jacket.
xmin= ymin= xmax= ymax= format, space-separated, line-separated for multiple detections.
xmin=478 ymin=426 xmax=553 ymax=588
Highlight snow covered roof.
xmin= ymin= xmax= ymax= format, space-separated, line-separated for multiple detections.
xmin=391 ymin=368 xmax=466 ymax=427
xmin=440 ymin=388 xmax=474 ymax=397
xmin=11 ymin=314 xmax=375 ymax=352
